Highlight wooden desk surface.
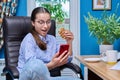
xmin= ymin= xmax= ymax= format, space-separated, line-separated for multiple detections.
xmin=75 ymin=55 xmax=120 ymax=80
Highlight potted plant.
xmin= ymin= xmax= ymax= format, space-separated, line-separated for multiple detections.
xmin=84 ymin=5 xmax=120 ymax=53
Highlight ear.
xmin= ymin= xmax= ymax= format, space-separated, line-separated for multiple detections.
xmin=31 ymin=21 xmax=35 ymax=26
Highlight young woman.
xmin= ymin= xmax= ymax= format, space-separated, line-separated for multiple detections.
xmin=17 ymin=7 xmax=81 ymax=80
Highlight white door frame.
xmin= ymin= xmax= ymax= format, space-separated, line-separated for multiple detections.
xmin=70 ymin=0 xmax=80 ymax=65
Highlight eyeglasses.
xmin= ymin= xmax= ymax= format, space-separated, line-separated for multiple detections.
xmin=35 ymin=20 xmax=51 ymax=26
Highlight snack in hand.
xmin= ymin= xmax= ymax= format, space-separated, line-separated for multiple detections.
xmin=58 ymin=28 xmax=65 ymax=39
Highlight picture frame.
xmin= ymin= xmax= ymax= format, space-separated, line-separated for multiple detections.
xmin=92 ymin=0 xmax=111 ymax=10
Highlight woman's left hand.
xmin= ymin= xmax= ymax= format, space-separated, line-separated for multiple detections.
xmin=58 ymin=29 xmax=73 ymax=57
xmin=63 ymin=30 xmax=74 ymax=44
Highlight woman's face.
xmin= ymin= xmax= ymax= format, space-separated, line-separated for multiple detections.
xmin=32 ymin=13 xmax=51 ymax=37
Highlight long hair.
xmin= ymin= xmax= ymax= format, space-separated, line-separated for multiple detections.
xmin=30 ymin=7 xmax=51 ymax=50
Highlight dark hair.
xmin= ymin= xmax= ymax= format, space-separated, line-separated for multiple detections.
xmin=31 ymin=7 xmax=50 ymax=22
xmin=30 ymin=7 xmax=51 ymax=50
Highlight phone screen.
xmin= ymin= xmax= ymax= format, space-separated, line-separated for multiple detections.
xmin=59 ymin=44 xmax=69 ymax=56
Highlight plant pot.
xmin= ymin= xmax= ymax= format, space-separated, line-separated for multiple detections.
xmin=99 ymin=44 xmax=113 ymax=54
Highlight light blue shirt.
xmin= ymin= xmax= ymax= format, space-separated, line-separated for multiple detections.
xmin=17 ymin=33 xmax=72 ymax=73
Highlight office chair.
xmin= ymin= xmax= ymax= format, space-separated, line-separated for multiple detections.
xmin=1 ymin=16 xmax=83 ymax=80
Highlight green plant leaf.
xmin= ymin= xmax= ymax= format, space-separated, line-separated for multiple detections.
xmin=84 ymin=9 xmax=120 ymax=44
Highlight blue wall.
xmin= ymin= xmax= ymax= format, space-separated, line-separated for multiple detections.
xmin=0 ymin=48 xmax=4 ymax=58
xmin=0 ymin=0 xmax=27 ymax=58
xmin=80 ymin=0 xmax=120 ymax=55
xmin=16 ymin=0 xmax=27 ymax=16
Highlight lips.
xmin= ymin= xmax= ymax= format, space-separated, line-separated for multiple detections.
xmin=41 ymin=29 xmax=48 ymax=35
xmin=42 ymin=29 xmax=48 ymax=32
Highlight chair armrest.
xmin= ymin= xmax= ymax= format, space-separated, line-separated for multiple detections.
xmin=2 ymin=66 xmax=19 ymax=78
xmin=60 ymin=63 xmax=83 ymax=79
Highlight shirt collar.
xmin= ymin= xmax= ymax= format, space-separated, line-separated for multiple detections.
xmin=38 ymin=35 xmax=49 ymax=43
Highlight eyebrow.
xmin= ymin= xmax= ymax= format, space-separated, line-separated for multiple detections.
xmin=36 ymin=19 xmax=51 ymax=21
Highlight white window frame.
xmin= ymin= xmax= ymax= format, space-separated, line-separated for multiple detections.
xmin=70 ymin=0 xmax=80 ymax=65
xmin=27 ymin=0 xmax=80 ymax=65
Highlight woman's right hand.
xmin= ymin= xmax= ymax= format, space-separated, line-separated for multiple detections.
xmin=46 ymin=51 xmax=69 ymax=70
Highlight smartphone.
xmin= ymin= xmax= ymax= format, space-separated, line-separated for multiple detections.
xmin=59 ymin=44 xmax=69 ymax=56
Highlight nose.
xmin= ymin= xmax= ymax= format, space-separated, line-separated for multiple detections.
xmin=43 ymin=23 xmax=48 ymax=28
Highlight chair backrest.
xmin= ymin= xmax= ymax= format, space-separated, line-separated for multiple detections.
xmin=2 ymin=16 xmax=56 ymax=67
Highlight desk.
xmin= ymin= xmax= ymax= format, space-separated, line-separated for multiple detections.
xmin=75 ymin=55 xmax=120 ymax=80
